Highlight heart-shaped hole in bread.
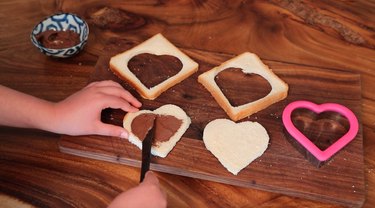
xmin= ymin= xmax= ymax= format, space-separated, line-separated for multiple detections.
xmin=128 ymin=53 xmax=183 ymax=89
xmin=291 ymin=109 xmax=349 ymax=151
xmin=109 ymin=34 xmax=199 ymax=100
xmin=198 ymin=52 xmax=288 ymax=121
xmin=123 ymin=104 xmax=191 ymax=158
xmin=215 ymin=67 xmax=272 ymax=107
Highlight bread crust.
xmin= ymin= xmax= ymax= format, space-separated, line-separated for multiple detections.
xmin=198 ymin=52 xmax=288 ymax=121
xmin=109 ymin=33 xmax=198 ymax=100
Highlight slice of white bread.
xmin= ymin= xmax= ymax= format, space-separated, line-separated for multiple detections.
xmin=198 ymin=52 xmax=288 ymax=121
xmin=203 ymin=119 xmax=270 ymax=175
xmin=110 ymin=33 xmax=199 ymax=100
xmin=123 ymin=104 xmax=191 ymax=158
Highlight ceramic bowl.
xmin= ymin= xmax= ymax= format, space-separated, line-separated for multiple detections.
xmin=31 ymin=13 xmax=89 ymax=58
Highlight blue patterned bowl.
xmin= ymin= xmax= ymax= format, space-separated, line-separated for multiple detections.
xmin=31 ymin=13 xmax=89 ymax=58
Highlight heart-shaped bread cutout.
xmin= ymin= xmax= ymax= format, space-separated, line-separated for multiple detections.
xmin=282 ymin=100 xmax=359 ymax=163
xmin=123 ymin=104 xmax=191 ymax=158
xmin=203 ymin=119 xmax=270 ymax=175
xmin=128 ymin=53 xmax=183 ymax=89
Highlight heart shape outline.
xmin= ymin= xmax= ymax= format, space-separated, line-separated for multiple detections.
xmin=123 ymin=104 xmax=191 ymax=158
xmin=203 ymin=119 xmax=270 ymax=175
xmin=282 ymin=100 xmax=359 ymax=161
xmin=127 ymin=53 xmax=183 ymax=89
xmin=109 ymin=33 xmax=199 ymax=100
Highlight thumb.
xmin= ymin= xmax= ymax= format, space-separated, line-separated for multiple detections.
xmin=95 ymin=123 xmax=129 ymax=139
xmin=142 ymin=171 xmax=160 ymax=186
xmin=142 ymin=171 xmax=167 ymax=200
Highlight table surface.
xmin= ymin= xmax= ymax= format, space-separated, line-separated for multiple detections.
xmin=1 ymin=0 xmax=374 ymax=208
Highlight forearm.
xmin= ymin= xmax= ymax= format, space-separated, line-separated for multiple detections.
xmin=0 ymin=81 xmax=141 ymax=137
xmin=0 ymin=85 xmax=56 ymax=131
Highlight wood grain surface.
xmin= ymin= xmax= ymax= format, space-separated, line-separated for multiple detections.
xmin=60 ymin=43 xmax=365 ymax=207
xmin=1 ymin=0 xmax=375 ymax=208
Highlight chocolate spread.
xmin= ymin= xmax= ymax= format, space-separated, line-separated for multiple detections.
xmin=131 ymin=113 xmax=156 ymax=141
xmin=127 ymin=53 xmax=183 ymax=88
xmin=215 ymin=67 xmax=272 ymax=107
xmin=36 ymin=30 xmax=80 ymax=49
xmin=131 ymin=113 xmax=183 ymax=145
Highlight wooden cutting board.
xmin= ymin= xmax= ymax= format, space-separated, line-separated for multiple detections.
xmin=59 ymin=38 xmax=365 ymax=207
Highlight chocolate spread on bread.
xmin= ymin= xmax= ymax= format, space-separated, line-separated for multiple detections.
xmin=127 ymin=53 xmax=183 ymax=88
xmin=215 ymin=67 xmax=272 ymax=107
xmin=36 ymin=30 xmax=80 ymax=49
xmin=131 ymin=113 xmax=183 ymax=145
xmin=131 ymin=113 xmax=156 ymax=141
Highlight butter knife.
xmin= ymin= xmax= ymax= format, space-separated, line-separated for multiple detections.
xmin=140 ymin=118 xmax=156 ymax=182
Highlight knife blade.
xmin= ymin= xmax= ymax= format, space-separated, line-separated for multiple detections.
xmin=140 ymin=118 xmax=156 ymax=182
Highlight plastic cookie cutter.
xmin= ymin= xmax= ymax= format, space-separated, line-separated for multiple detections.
xmin=282 ymin=100 xmax=359 ymax=163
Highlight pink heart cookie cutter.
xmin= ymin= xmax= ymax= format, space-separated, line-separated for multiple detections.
xmin=282 ymin=100 xmax=359 ymax=162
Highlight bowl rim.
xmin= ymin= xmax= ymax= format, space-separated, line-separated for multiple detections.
xmin=30 ymin=12 xmax=89 ymax=51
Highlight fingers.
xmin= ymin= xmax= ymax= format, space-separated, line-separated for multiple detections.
xmin=85 ymin=80 xmax=143 ymax=137
xmin=102 ymin=87 xmax=142 ymax=109
xmin=100 ymin=94 xmax=140 ymax=112
xmin=87 ymin=80 xmax=142 ymax=112
xmin=94 ymin=122 xmax=129 ymax=138
xmin=86 ymin=80 xmax=123 ymax=88
xmin=89 ymin=81 xmax=142 ymax=109
xmin=143 ymin=171 xmax=160 ymax=186
xmin=107 ymin=171 xmax=167 ymax=208
xmin=142 ymin=171 xmax=167 ymax=201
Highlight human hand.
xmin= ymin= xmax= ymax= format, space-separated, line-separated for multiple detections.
xmin=51 ymin=80 xmax=142 ymax=138
xmin=107 ymin=171 xmax=167 ymax=208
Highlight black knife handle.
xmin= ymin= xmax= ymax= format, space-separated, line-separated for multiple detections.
xmin=140 ymin=138 xmax=152 ymax=182
xmin=140 ymin=120 xmax=155 ymax=183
